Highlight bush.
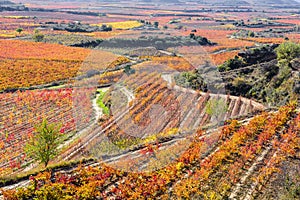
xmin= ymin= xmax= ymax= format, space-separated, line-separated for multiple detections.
xmin=276 ymin=42 xmax=300 ymax=67
xmin=218 ymin=56 xmax=244 ymax=72
xmin=33 ymin=30 xmax=44 ymax=42
xmin=174 ymin=69 xmax=207 ymax=92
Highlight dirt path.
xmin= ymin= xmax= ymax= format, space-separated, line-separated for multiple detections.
xmin=59 ymin=86 xmax=135 ymax=161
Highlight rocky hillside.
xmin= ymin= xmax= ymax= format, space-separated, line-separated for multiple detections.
xmin=176 ymin=43 xmax=299 ymax=107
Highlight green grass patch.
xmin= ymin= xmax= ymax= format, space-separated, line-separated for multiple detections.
xmin=96 ymin=90 xmax=110 ymax=115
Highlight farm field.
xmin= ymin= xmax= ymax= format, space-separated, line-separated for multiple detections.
xmin=0 ymin=39 xmax=130 ymax=91
xmin=0 ymin=88 xmax=95 ymax=176
xmin=0 ymin=0 xmax=299 ymax=199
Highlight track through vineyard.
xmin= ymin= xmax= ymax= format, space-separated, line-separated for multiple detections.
xmin=1 ymin=70 xmax=298 ymax=200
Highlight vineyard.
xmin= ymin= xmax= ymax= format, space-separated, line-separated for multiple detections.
xmin=210 ymin=51 xmax=239 ymax=65
xmin=2 ymin=102 xmax=298 ymax=199
xmin=0 ymin=40 xmax=89 ymax=61
xmin=138 ymin=56 xmax=195 ymax=71
xmin=57 ymin=72 xmax=265 ymax=167
xmin=1 ymin=0 xmax=300 ymax=199
xmin=0 ymin=40 xmax=130 ymax=91
xmin=0 ymin=88 xmax=95 ymax=177
xmin=93 ymin=21 xmax=143 ymax=30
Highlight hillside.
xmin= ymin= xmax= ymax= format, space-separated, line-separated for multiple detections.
xmin=1 ymin=103 xmax=299 ymax=199
xmin=176 ymin=43 xmax=300 ymax=107
xmin=0 ymin=0 xmax=300 ymax=199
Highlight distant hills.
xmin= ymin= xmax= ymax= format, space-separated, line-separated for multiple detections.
xmin=190 ymin=0 xmax=300 ymax=6
xmin=0 ymin=0 xmax=28 ymax=11
xmin=3 ymin=0 xmax=300 ymax=8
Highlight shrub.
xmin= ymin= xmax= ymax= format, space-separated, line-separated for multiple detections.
xmin=276 ymin=42 xmax=300 ymax=67
xmin=33 ymin=30 xmax=44 ymax=42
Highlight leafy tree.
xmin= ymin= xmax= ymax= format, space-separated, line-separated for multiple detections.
xmin=100 ymin=24 xmax=112 ymax=31
xmin=16 ymin=28 xmax=23 ymax=35
xmin=189 ymin=33 xmax=195 ymax=39
xmin=275 ymin=42 xmax=300 ymax=67
xmin=25 ymin=119 xmax=63 ymax=167
xmin=189 ymin=33 xmax=213 ymax=45
xmin=218 ymin=56 xmax=244 ymax=72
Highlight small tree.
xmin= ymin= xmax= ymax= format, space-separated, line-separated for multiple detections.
xmin=33 ymin=29 xmax=44 ymax=42
xmin=189 ymin=33 xmax=196 ymax=39
xmin=16 ymin=28 xmax=23 ymax=35
xmin=101 ymin=24 xmax=107 ymax=29
xmin=25 ymin=119 xmax=63 ymax=167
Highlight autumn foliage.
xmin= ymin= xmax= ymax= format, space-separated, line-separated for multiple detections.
xmin=0 ymin=88 xmax=95 ymax=176
xmin=0 ymin=40 xmax=128 ymax=91
xmin=2 ymin=103 xmax=297 ymax=199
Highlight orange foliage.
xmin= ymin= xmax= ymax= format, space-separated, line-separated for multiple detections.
xmin=0 ymin=59 xmax=80 ymax=90
xmin=241 ymin=37 xmax=285 ymax=44
xmin=0 ymin=40 xmax=128 ymax=90
xmin=2 ymin=103 xmax=296 ymax=199
xmin=140 ymin=56 xmax=195 ymax=71
xmin=0 ymin=39 xmax=90 ymax=61
xmin=204 ymin=39 xmax=255 ymax=52
xmin=275 ymin=19 xmax=300 ymax=25
xmin=286 ymin=33 xmax=300 ymax=43
xmin=210 ymin=51 xmax=239 ymax=65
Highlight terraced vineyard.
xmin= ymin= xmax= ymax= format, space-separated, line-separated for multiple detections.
xmin=108 ymin=72 xmax=263 ymax=135
xmin=2 ymin=103 xmax=298 ymax=199
xmin=1 ymin=0 xmax=300 ymax=199
xmin=54 ymin=72 xmax=265 ymax=170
